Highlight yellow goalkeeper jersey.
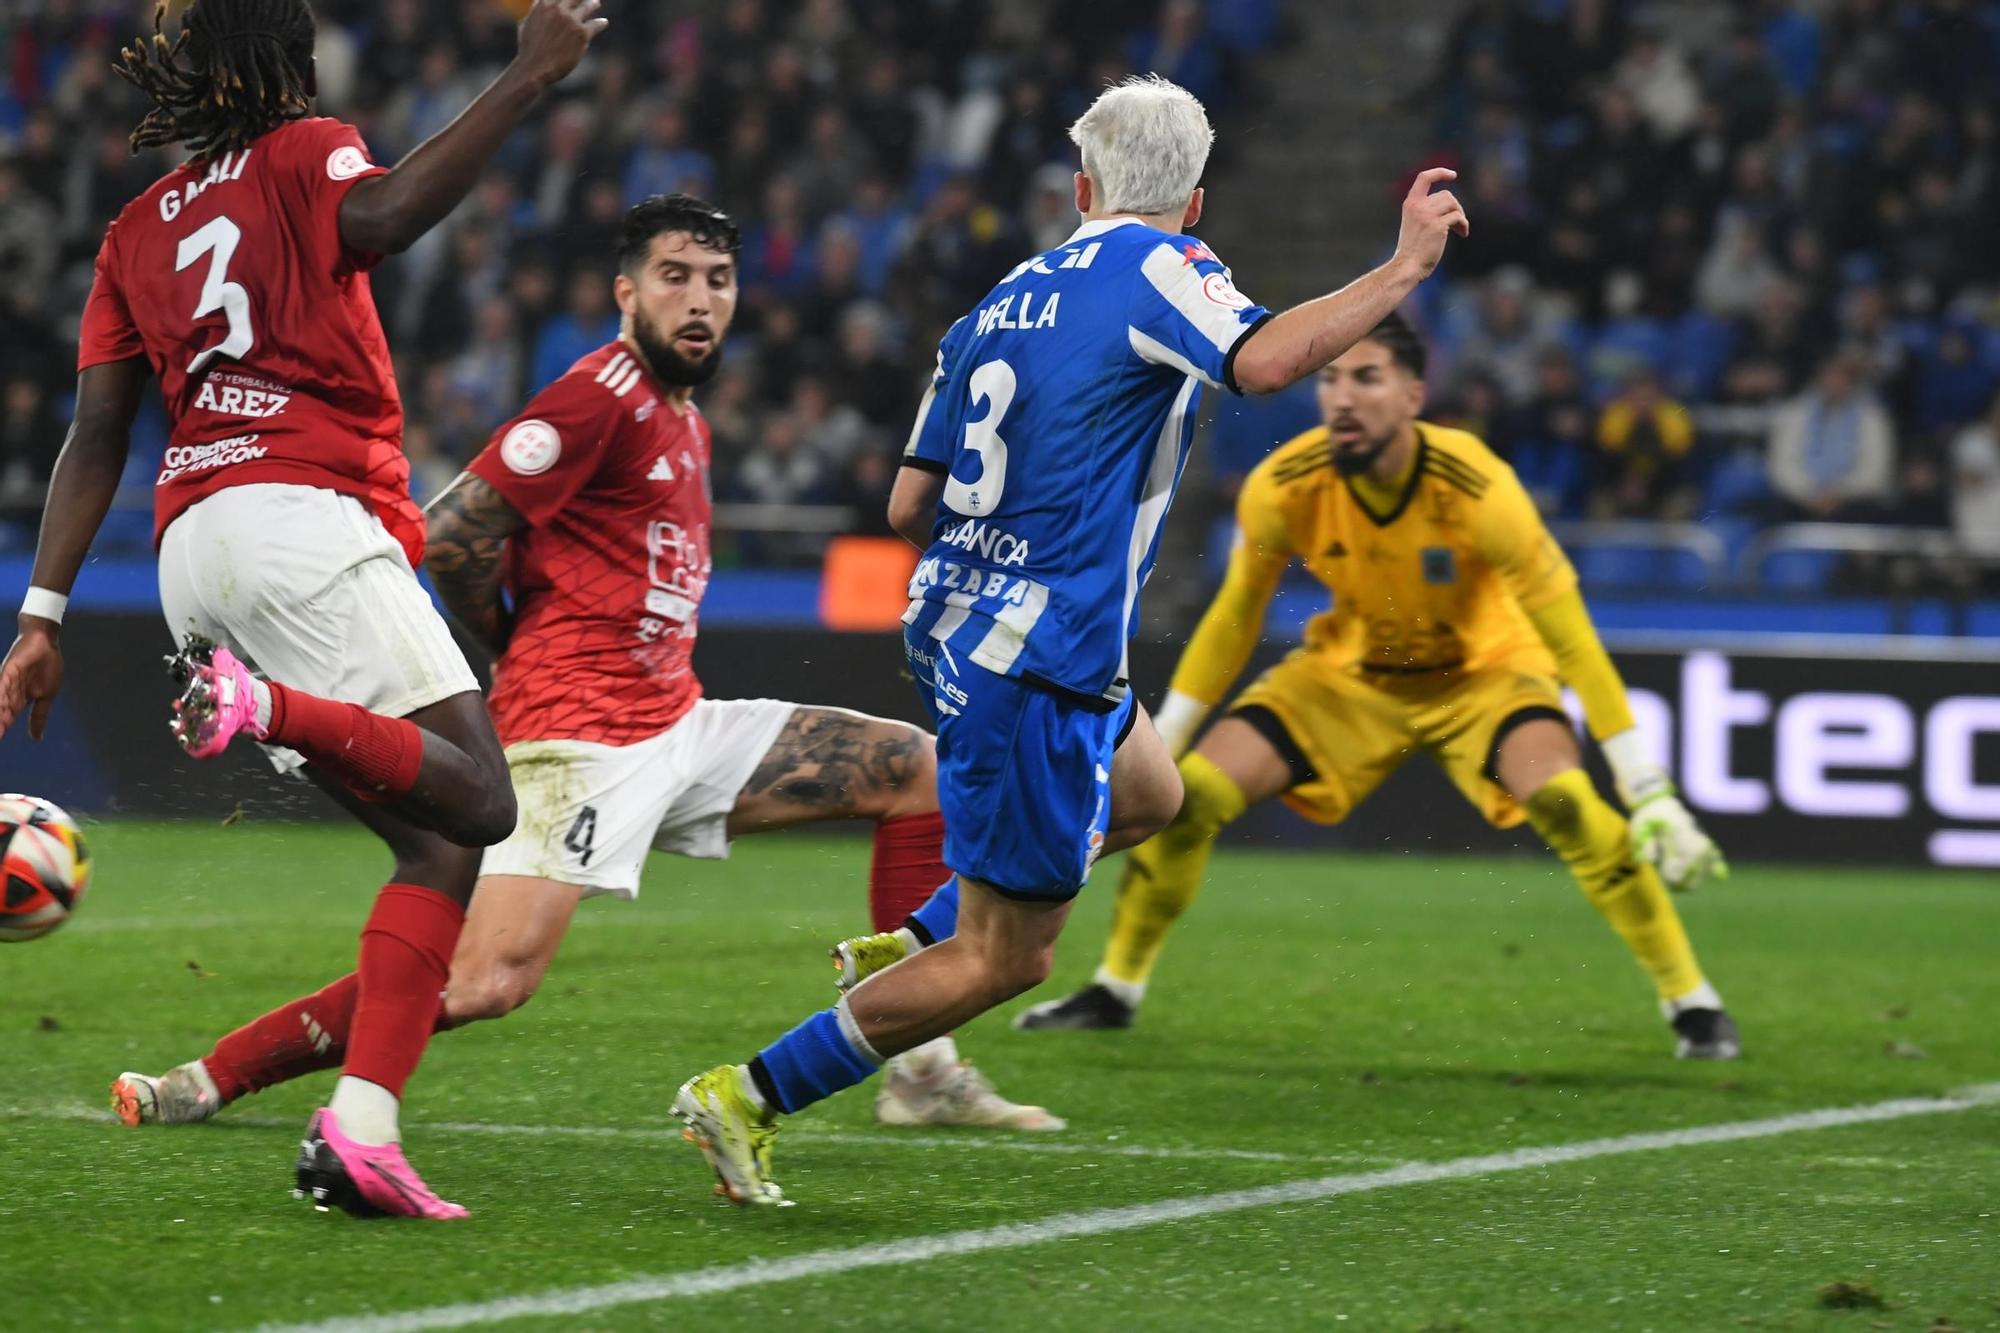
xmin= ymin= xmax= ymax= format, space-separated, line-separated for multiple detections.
xmin=1250 ymin=422 xmax=1572 ymax=673
xmin=1171 ymin=421 xmax=1636 ymax=741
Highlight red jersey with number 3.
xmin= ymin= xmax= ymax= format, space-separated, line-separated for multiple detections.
xmin=467 ymin=342 xmax=713 ymax=747
xmin=74 ymin=117 xmax=422 ymax=565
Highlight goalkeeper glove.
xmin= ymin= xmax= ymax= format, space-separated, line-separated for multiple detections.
xmin=1599 ymin=730 xmax=1729 ymax=892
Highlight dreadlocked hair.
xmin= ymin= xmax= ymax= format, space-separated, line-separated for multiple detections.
xmin=115 ymin=0 xmax=316 ymax=158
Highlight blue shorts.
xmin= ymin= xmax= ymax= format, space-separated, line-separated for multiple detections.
xmin=905 ymin=629 xmax=1131 ymax=901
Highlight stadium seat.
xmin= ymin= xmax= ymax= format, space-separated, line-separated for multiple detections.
xmin=1755 ymin=548 xmax=1842 ymax=593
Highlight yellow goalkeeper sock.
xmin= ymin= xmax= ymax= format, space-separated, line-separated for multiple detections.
xmin=1099 ymin=752 xmax=1247 ymax=999
xmin=1522 ymin=768 xmax=1705 ymax=1004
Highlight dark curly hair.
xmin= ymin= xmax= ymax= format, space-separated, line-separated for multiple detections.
xmin=115 ymin=0 xmax=316 ymax=158
xmin=1363 ymin=311 xmax=1428 ymax=380
xmin=618 ymin=194 xmax=743 ymax=270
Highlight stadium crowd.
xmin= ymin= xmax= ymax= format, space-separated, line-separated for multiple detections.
xmin=4 ymin=1 xmax=1997 ymax=582
xmin=0 ymin=0 xmax=1279 ymax=562
xmin=1419 ymin=0 xmax=2000 ymax=563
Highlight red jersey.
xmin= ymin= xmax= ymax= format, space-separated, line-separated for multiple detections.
xmin=469 ymin=342 xmax=714 ymax=747
xmin=75 ymin=117 xmax=422 ymax=565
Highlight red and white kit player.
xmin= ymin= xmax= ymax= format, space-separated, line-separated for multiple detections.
xmin=0 ymin=0 xmax=607 ymax=1218
xmin=109 ymin=196 xmax=1060 ymax=1138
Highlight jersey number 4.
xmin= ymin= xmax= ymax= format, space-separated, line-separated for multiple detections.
xmin=177 ymin=215 xmax=255 ymax=376
xmin=943 ymin=359 xmax=1017 ymax=517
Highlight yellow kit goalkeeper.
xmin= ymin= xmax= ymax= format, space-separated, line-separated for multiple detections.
xmin=1017 ymin=313 xmax=1738 ymax=1058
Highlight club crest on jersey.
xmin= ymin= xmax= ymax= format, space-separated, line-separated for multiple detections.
xmin=500 ymin=419 xmax=560 ymax=476
xmin=1421 ymin=547 xmax=1457 ymax=584
xmin=1202 ymin=271 xmax=1252 ymax=309
xmin=325 ymin=146 xmax=375 ymax=181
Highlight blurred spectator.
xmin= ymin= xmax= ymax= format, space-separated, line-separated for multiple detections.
xmin=0 ymin=162 xmax=58 ymax=333
xmin=1498 ymin=346 xmax=1593 ymax=518
xmin=0 ymin=376 xmax=58 ymax=499
xmin=1448 ymin=267 xmax=1554 ymax=404
xmin=1428 ymin=0 xmax=2000 ymax=547
xmin=733 ymin=410 xmax=830 ymax=507
xmin=1950 ymin=392 xmax=2000 ymax=557
xmin=532 ymin=271 xmax=622 ymax=395
xmin=4 ymin=2 xmax=1288 ymax=564
xmin=1614 ymin=21 xmax=1701 ymax=140
xmin=1593 ymin=370 xmax=1696 ymax=519
xmin=625 ymin=103 xmax=717 ymax=203
xmin=832 ymin=304 xmax=915 ymax=428
xmin=1767 ymin=354 xmax=1897 ymax=521
xmin=790 ymin=375 xmax=874 ymax=471
xmin=1911 ymin=324 xmax=1997 ymax=437
xmin=1127 ymin=1 xmax=1228 ymax=108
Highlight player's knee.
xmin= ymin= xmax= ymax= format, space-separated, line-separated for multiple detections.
xmin=444 ymin=963 xmax=540 ymax=1024
xmin=1112 ymin=759 xmax=1185 ymax=847
xmin=458 ymin=785 xmax=519 ymax=848
xmin=1522 ymin=773 xmax=1588 ymax=846
xmin=986 ymin=948 xmax=1054 ymax=1002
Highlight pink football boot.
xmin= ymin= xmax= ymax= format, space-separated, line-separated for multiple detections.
xmin=293 ymin=1108 xmax=469 ymax=1220
xmin=165 ymin=634 xmax=267 ymax=758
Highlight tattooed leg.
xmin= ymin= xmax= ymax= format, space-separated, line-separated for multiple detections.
xmin=726 ymin=707 xmax=938 ymax=833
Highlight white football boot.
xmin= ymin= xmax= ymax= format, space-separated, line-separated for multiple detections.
xmin=111 ymin=1061 xmax=223 ymax=1126
xmin=876 ymin=1044 xmax=1065 ymax=1131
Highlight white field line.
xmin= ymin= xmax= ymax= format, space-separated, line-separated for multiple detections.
xmin=14 ymin=1103 xmax=1402 ymax=1168
xmin=259 ymin=1083 xmax=2000 ymax=1333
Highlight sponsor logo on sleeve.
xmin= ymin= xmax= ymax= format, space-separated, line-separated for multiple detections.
xmin=500 ymin=419 xmax=560 ymax=476
xmin=326 ymin=145 xmax=374 ymax=181
xmin=1201 ymin=270 xmax=1252 ymax=309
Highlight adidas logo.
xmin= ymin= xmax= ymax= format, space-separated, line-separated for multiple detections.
xmin=648 ymin=456 xmax=675 ymax=482
xmin=1325 ymin=540 xmax=1347 ymax=558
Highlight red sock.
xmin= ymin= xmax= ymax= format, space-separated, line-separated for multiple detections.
xmin=870 ymin=811 xmax=947 ymax=933
xmin=201 ymin=971 xmax=455 ymax=1103
xmin=342 ymin=883 xmax=464 ymax=1098
xmin=266 ymin=682 xmax=425 ymax=801
xmin=204 ymin=972 xmax=363 ymax=1102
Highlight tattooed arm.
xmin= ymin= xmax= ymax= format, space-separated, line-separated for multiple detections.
xmin=425 ymin=472 xmax=528 ymax=659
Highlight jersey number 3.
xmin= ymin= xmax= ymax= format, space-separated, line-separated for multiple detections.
xmin=943 ymin=359 xmax=1017 ymax=517
xmin=177 ymin=215 xmax=255 ymax=376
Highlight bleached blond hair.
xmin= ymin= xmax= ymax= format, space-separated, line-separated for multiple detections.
xmin=1067 ymin=75 xmax=1214 ymax=216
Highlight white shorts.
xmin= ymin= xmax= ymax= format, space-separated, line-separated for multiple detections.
xmin=157 ymin=483 xmax=480 ymax=773
xmin=479 ymin=697 xmax=799 ymax=898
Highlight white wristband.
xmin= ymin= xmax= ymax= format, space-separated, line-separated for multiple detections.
xmin=20 ymin=587 xmax=67 ymax=625
xmin=1152 ymin=688 xmax=1210 ymax=757
xmin=1599 ymin=727 xmax=1669 ymax=807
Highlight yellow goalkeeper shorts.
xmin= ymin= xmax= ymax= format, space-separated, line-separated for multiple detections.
xmin=1229 ymin=649 xmax=1568 ymax=830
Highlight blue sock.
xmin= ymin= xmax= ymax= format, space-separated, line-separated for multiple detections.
xmin=750 ymin=1003 xmax=881 ymax=1115
xmin=906 ymin=875 xmax=960 ymax=946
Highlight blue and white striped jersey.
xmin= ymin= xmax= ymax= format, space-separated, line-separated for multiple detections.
xmin=900 ymin=217 xmax=1271 ymax=706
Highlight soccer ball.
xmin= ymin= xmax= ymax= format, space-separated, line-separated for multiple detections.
xmin=0 ymin=794 xmax=92 ymax=942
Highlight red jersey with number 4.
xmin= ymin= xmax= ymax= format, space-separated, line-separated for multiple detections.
xmin=467 ymin=342 xmax=713 ymax=747
xmin=75 ymin=117 xmax=422 ymax=565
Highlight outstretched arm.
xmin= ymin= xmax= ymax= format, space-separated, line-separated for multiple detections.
xmin=337 ymin=0 xmax=605 ymax=256
xmin=0 ymin=358 xmax=149 ymax=740
xmin=424 ymin=472 xmax=528 ymax=659
xmin=1230 ymin=168 xmax=1468 ymax=395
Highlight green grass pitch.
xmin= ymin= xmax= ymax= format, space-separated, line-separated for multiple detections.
xmin=2 ymin=820 xmax=1996 ymax=1331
